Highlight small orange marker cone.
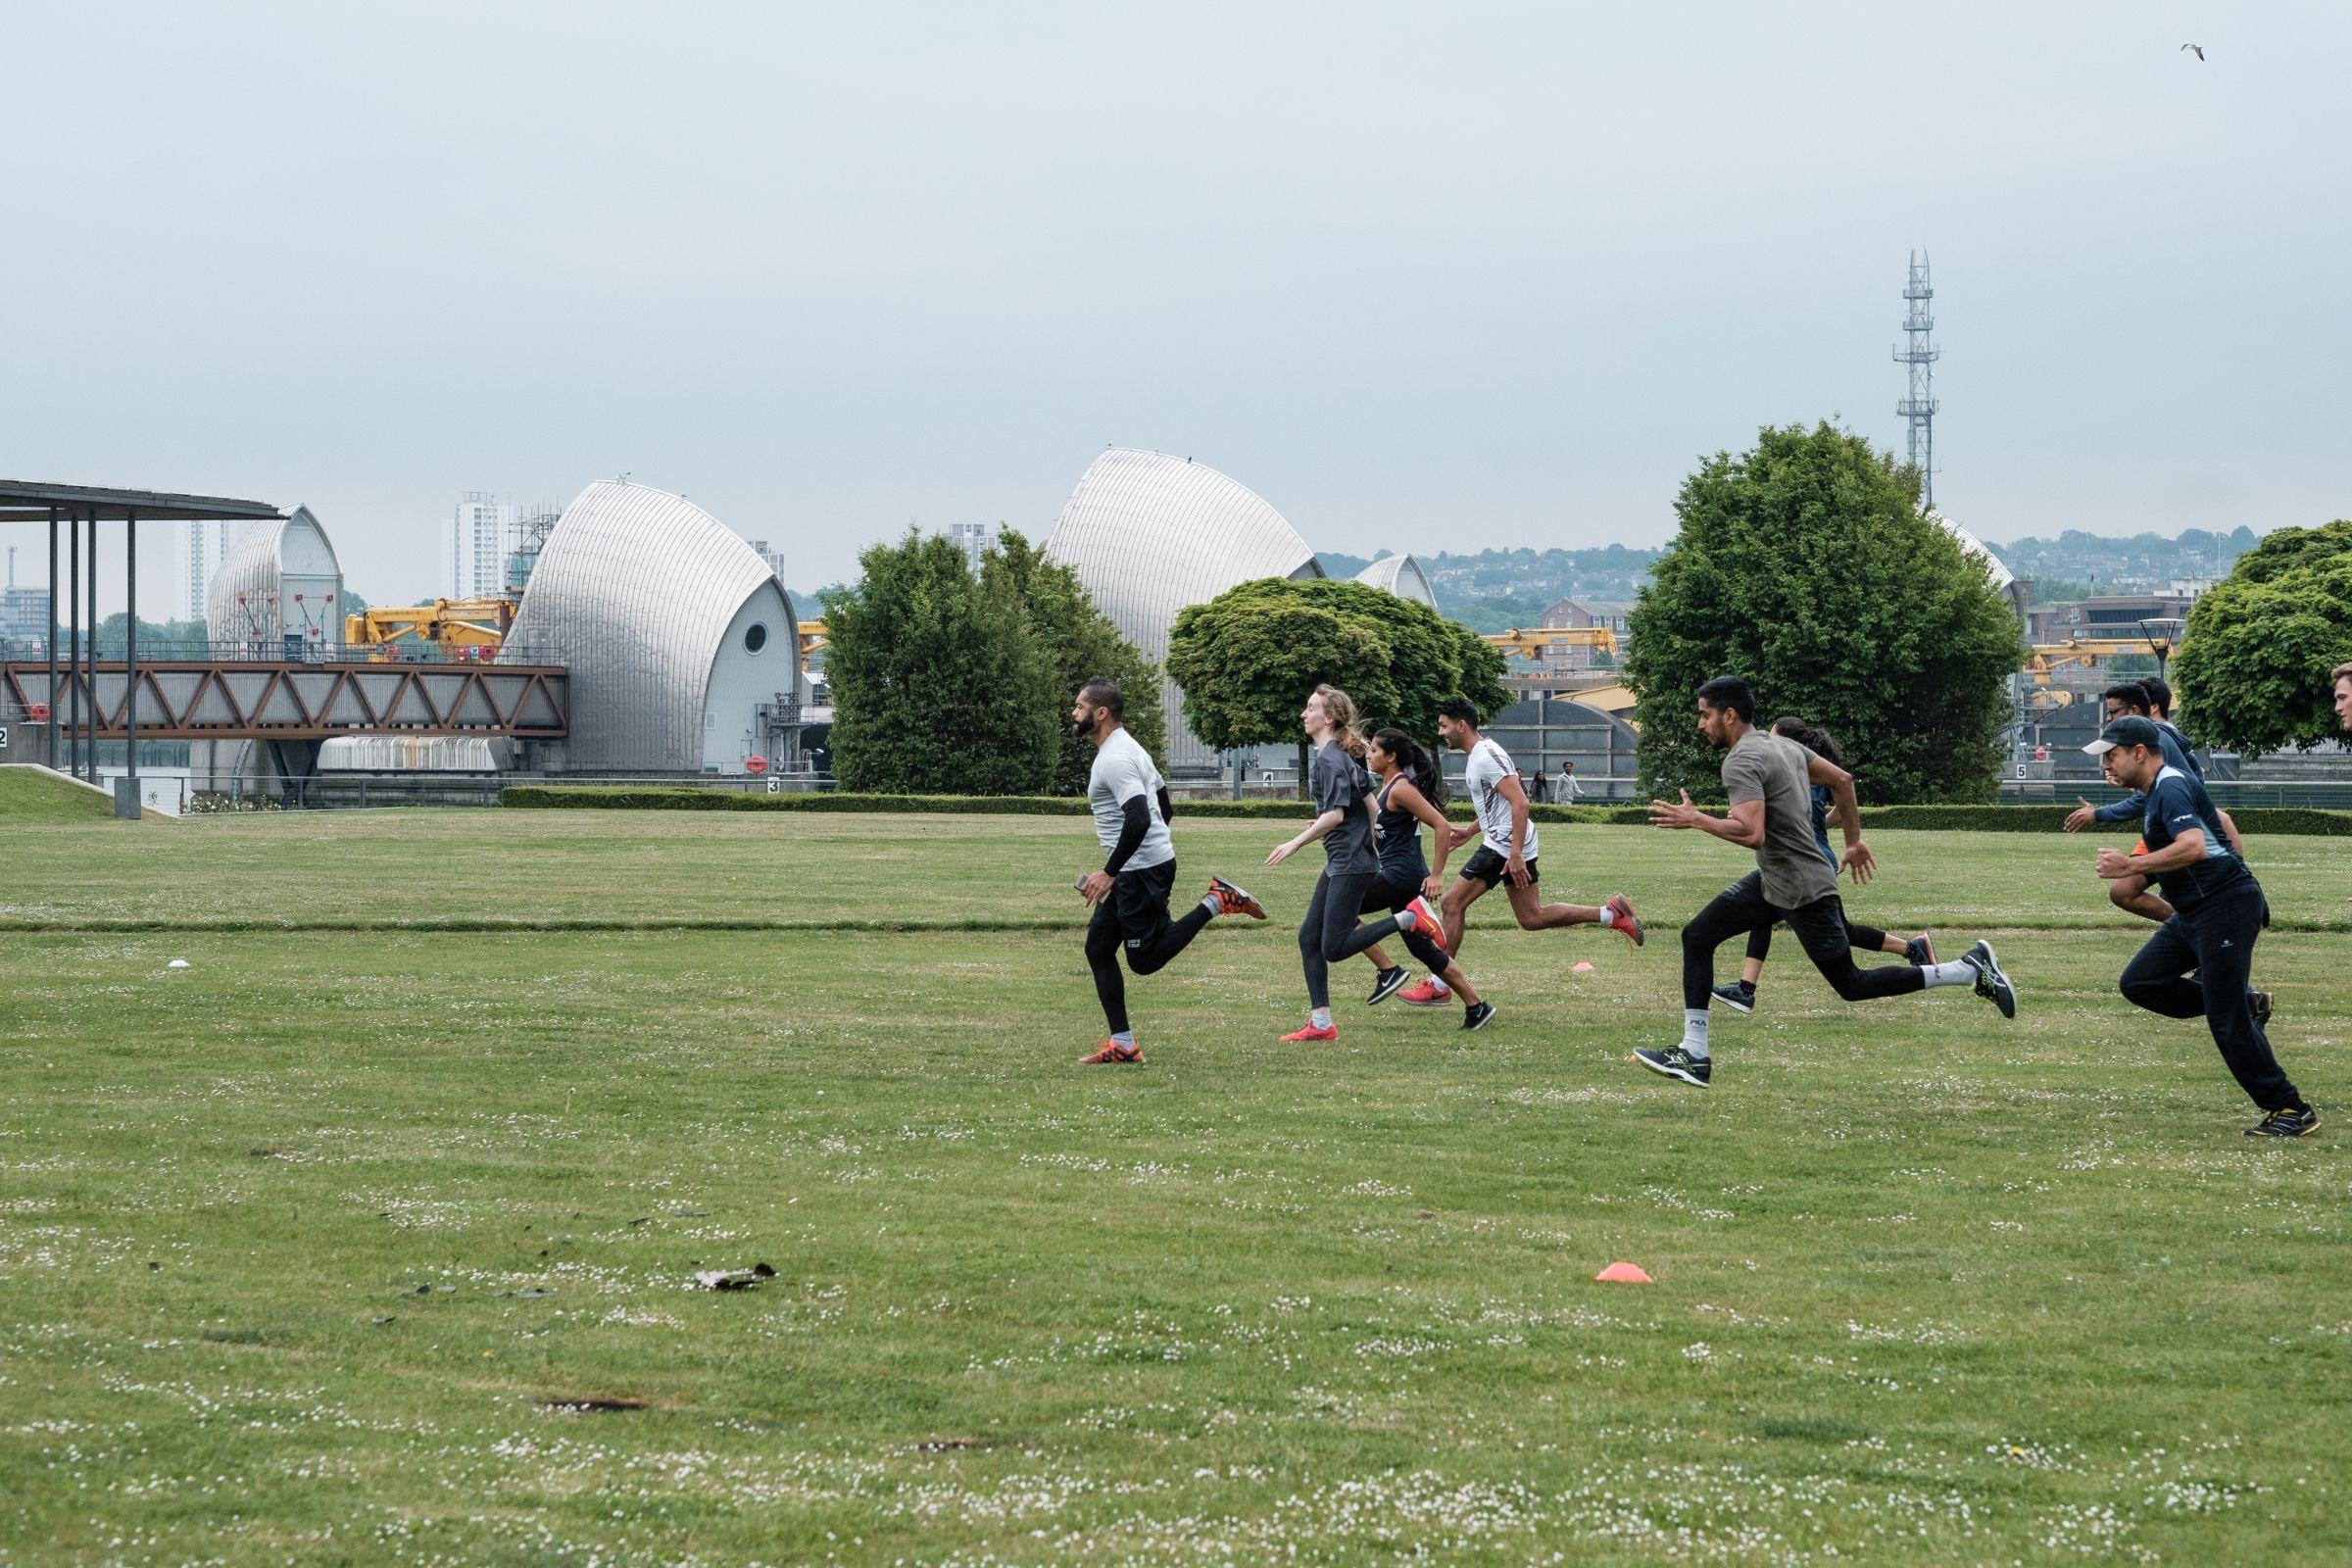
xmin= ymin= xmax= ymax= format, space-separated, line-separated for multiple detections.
xmin=1594 ymin=1261 xmax=1653 ymax=1284
xmin=1572 ymin=961 xmax=1595 ymax=973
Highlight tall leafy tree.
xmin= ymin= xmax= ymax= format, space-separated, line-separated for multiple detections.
xmin=982 ymin=528 xmax=1165 ymax=795
xmin=823 ymin=531 xmax=1059 ymax=795
xmin=1624 ymin=421 xmax=2023 ymax=803
xmin=2170 ymin=518 xmax=2352 ymax=757
xmin=1167 ymin=577 xmax=1509 ymax=786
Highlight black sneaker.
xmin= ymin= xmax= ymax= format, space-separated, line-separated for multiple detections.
xmin=1632 ymin=1046 xmax=1712 ymax=1087
xmin=1460 ymin=1001 xmax=1496 ymax=1032
xmin=1366 ymin=966 xmax=1411 ymax=1006
xmin=2245 ymin=1105 xmax=2318 ymax=1139
xmin=1962 ymin=940 xmax=2016 ymax=1019
xmin=1905 ymin=933 xmax=1936 ymax=966
xmin=2250 ymin=991 xmax=2274 ymax=1028
xmin=1710 ymin=981 xmax=1755 ymax=1014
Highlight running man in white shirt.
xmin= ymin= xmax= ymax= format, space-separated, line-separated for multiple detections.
xmin=1071 ymin=678 xmax=1265 ymax=1064
xmin=1398 ymin=698 xmax=1642 ymax=1006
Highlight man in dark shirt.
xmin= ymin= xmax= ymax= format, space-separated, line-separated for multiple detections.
xmin=2065 ymin=681 xmax=2248 ymax=926
xmin=2090 ymin=716 xmax=2315 ymax=1137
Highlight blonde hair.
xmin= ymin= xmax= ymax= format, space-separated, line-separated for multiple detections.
xmin=1313 ymin=683 xmax=1368 ymax=760
xmin=2334 ymin=662 xmax=2352 ymax=687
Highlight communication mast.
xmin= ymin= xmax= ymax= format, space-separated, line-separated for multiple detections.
xmin=1892 ymin=250 xmax=1939 ymax=508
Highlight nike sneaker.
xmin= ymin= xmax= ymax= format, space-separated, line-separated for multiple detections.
xmin=1603 ymin=893 xmax=1644 ymax=947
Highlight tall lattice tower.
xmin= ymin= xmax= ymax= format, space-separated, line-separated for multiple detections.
xmin=1892 ymin=250 xmax=1939 ymax=507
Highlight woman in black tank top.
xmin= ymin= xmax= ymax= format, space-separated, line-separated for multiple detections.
xmin=1357 ymin=729 xmax=1490 ymax=1024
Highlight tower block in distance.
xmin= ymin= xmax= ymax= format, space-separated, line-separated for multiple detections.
xmin=1893 ymin=250 xmax=1940 ymax=508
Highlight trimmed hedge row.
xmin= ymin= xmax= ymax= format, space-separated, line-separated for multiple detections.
xmin=498 ymin=785 xmax=2352 ymax=836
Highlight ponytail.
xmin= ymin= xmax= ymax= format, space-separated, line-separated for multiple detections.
xmin=1314 ymin=683 xmax=1368 ymax=760
xmin=1769 ymin=713 xmax=1846 ymax=771
xmin=1370 ymin=726 xmax=1445 ymax=806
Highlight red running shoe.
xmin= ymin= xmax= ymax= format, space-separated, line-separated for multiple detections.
xmin=1078 ymin=1041 xmax=1144 ymax=1065
xmin=1398 ymin=978 xmax=1451 ymax=1006
xmin=1403 ymin=895 xmax=1448 ymax=955
xmin=1279 ymin=1023 xmax=1339 ymax=1043
xmin=1603 ymin=893 xmax=1644 ymax=947
xmin=1208 ymin=876 xmax=1267 ymax=919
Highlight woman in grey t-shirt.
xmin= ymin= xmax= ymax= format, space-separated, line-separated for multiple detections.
xmin=1265 ymin=685 xmax=1446 ymax=1043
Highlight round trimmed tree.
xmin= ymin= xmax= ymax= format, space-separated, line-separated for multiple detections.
xmin=1623 ymin=421 xmax=2023 ymax=803
xmin=2170 ymin=518 xmax=2352 ymax=757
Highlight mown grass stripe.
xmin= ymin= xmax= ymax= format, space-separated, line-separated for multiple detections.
xmin=7 ymin=915 xmax=2345 ymax=935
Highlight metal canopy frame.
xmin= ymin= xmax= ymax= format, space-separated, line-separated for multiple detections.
xmin=1 ymin=480 xmax=283 ymax=791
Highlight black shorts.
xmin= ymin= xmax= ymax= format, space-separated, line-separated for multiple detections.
xmin=1364 ymin=863 xmax=1428 ymax=914
xmin=1460 ymin=846 xmax=1537 ymax=889
xmin=1095 ymin=859 xmax=1178 ymax=949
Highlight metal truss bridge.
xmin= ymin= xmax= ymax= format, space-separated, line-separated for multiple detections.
xmin=3 ymin=658 xmax=567 ymax=742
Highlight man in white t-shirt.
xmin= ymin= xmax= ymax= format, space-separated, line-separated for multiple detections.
xmin=1558 ymin=760 xmax=1582 ymax=804
xmin=1397 ymin=698 xmax=1643 ymax=1007
xmin=1072 ymin=677 xmax=1266 ymax=1064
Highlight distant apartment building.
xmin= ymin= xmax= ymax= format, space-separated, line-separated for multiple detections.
xmin=946 ymin=521 xmax=997 ymax=572
xmin=442 ymin=493 xmax=516 ymax=601
xmin=1538 ymin=597 xmax=1636 ymax=672
xmin=1 ymin=572 xmax=47 ymax=657
xmin=746 ymin=538 xmax=788 ymax=581
xmin=2027 ymin=592 xmax=2196 ymax=648
xmin=177 ymin=519 xmax=239 ymax=621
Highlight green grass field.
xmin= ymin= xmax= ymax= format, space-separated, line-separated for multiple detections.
xmin=3 ymin=808 xmax=2347 ymax=1565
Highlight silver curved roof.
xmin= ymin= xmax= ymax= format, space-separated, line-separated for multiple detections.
xmin=1934 ymin=514 xmax=2015 ymax=594
xmin=507 ymin=480 xmax=798 ymax=771
xmin=205 ymin=506 xmax=344 ymax=648
xmin=1353 ymin=552 xmax=1438 ymax=609
xmin=1044 ymin=448 xmax=1323 ymax=772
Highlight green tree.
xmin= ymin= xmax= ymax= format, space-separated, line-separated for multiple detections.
xmin=1624 ymin=421 xmax=2023 ymax=803
xmin=823 ymin=530 xmax=1059 ymax=795
xmin=1166 ymin=577 xmax=1510 ymax=786
xmin=981 ymin=528 xmax=1164 ymax=796
xmin=2170 ymin=519 xmax=2352 ymax=757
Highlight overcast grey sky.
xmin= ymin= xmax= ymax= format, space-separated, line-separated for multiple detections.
xmin=4 ymin=2 xmax=2346 ymax=611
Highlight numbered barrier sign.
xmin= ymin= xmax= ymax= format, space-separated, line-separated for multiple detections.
xmin=766 ymin=778 xmax=780 ymax=795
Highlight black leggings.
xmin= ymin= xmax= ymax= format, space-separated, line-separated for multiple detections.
xmin=1085 ymin=863 xmax=1212 ymax=1035
xmin=2119 ymin=879 xmax=2300 ymax=1111
xmin=1299 ymin=868 xmax=1404 ymax=1010
xmin=1359 ymin=870 xmax=1452 ymax=977
xmin=1686 ymin=872 xmax=1924 ymax=1011
xmin=1745 ymin=912 xmax=1889 ymax=964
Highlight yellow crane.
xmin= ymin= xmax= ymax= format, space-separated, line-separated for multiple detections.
xmin=2020 ymin=637 xmax=2174 ymax=712
xmin=798 ymin=617 xmax=829 ymax=663
xmin=345 ymin=598 xmax=515 ymax=661
xmin=1482 ymin=625 xmax=1620 ymax=662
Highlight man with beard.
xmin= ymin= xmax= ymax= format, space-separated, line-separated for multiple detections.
xmin=1071 ymin=677 xmax=1265 ymax=1064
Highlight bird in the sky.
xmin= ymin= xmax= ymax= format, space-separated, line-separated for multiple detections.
xmin=2181 ymin=43 xmax=2205 ymax=61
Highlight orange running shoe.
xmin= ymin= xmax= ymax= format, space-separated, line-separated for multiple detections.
xmin=1078 ymin=1041 xmax=1144 ymax=1065
xmin=1398 ymin=978 xmax=1451 ymax=1006
xmin=1604 ymin=893 xmax=1644 ymax=947
xmin=1403 ymin=895 xmax=1448 ymax=955
xmin=1279 ymin=1023 xmax=1339 ymax=1043
xmin=1208 ymin=876 xmax=1267 ymax=919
